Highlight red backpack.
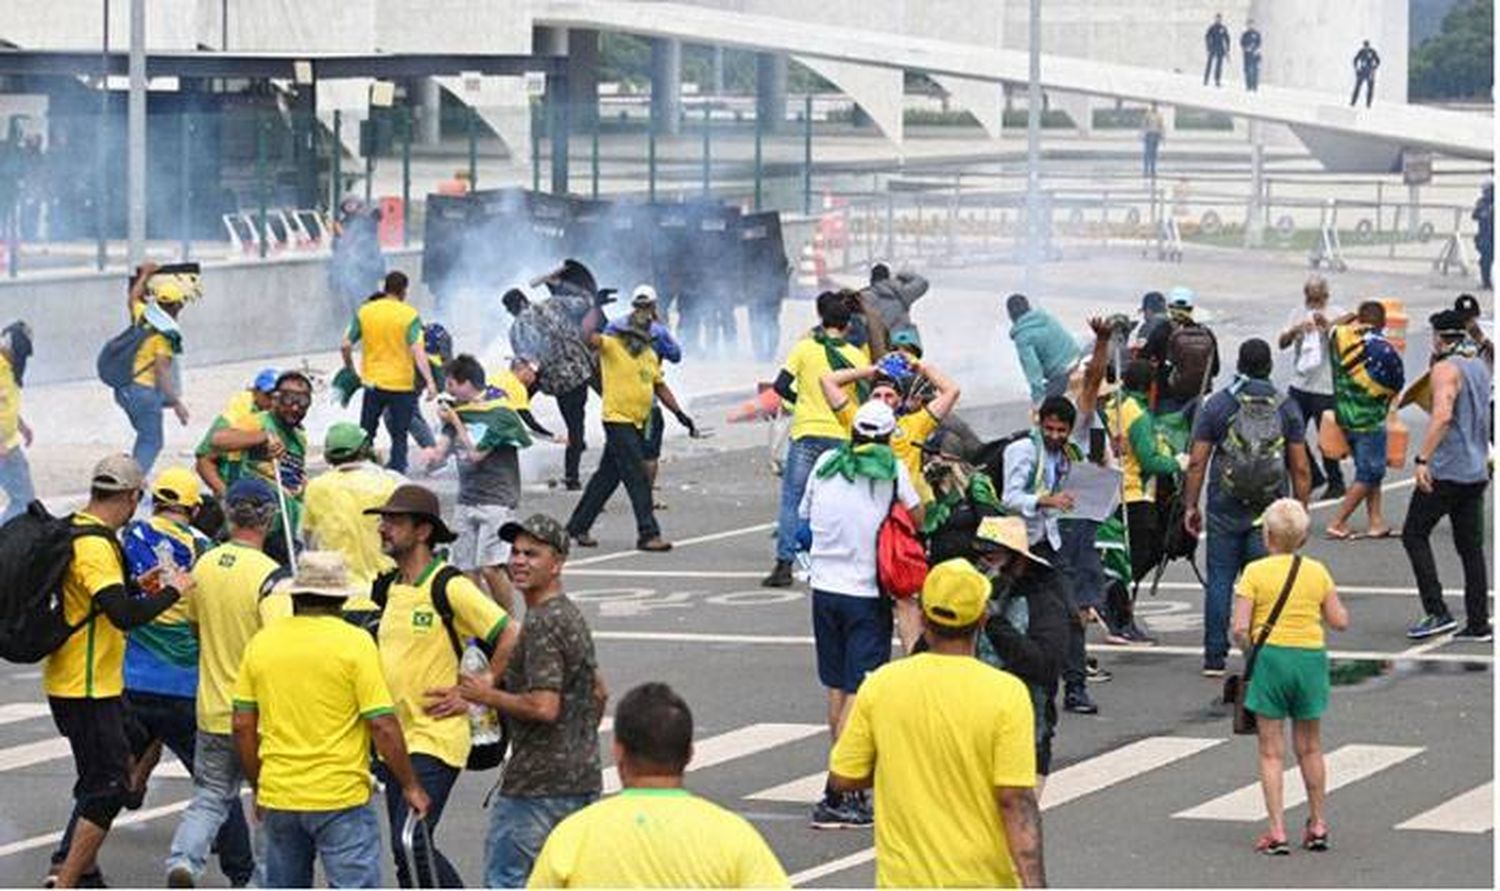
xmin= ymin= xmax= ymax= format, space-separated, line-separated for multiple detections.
xmin=877 ymin=486 xmax=928 ymax=600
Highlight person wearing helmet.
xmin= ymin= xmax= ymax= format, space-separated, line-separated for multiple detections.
xmin=194 ymin=368 xmax=278 ymax=499
xmin=118 ymin=262 xmax=193 ymax=473
xmin=0 ymin=319 xmax=35 ymax=523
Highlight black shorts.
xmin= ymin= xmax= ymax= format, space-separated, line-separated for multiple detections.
xmin=49 ymin=696 xmax=130 ymax=828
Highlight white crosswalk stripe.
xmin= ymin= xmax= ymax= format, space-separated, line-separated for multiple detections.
xmin=0 ymin=703 xmax=51 ymax=727
xmin=603 ymin=722 xmax=823 ymax=794
xmin=1395 ymin=782 xmax=1494 ymax=834
xmin=1172 ymin=744 xmax=1424 ymax=821
xmin=0 ymin=738 xmax=71 ymax=772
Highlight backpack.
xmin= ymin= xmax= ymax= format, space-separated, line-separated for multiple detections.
xmin=877 ymin=484 xmax=927 ymax=600
xmin=356 ymin=565 xmax=506 ymax=770
xmin=0 ymin=503 xmax=122 ymax=664
xmin=974 ymin=429 xmax=1033 ymax=496
xmin=1165 ymin=322 xmax=1217 ymax=403
xmin=96 ymin=323 xmax=152 ymax=391
xmin=1218 ymin=392 xmax=1287 ymax=510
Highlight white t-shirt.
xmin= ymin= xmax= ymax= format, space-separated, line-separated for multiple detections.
xmin=798 ymin=451 xmax=921 ymax=598
xmin=1284 ymin=304 xmax=1344 ymax=396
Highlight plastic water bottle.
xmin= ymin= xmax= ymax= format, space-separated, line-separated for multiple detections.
xmin=461 ymin=644 xmax=502 ymax=746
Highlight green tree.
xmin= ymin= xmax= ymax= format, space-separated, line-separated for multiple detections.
xmin=1410 ymin=0 xmax=1493 ymax=100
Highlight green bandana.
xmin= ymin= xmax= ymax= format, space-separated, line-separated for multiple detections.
xmin=813 ymin=327 xmax=869 ymax=402
xmin=922 ymin=473 xmax=1003 ymax=534
xmin=816 ymin=442 xmax=897 ymax=483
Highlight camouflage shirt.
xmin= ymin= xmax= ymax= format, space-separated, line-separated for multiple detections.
xmin=500 ymin=592 xmax=602 ymax=797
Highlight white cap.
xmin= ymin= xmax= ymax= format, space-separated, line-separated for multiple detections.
xmin=853 ymin=400 xmax=897 ymax=438
xmin=631 ymin=284 xmax=658 ymax=308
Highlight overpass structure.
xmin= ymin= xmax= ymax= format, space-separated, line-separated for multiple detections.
xmin=536 ymin=0 xmax=1492 ymax=167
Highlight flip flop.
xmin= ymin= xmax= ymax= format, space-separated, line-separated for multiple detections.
xmin=1324 ymin=527 xmax=1358 ymax=541
xmin=1366 ymin=527 xmax=1396 ymax=539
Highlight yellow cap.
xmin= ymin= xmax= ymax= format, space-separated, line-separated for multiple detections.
xmin=151 ymin=466 xmax=203 ymax=509
xmin=920 ymin=559 xmax=992 ymax=629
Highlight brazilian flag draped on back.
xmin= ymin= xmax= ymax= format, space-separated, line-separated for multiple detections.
xmin=1331 ymin=325 xmax=1404 ymax=433
xmin=453 ymin=387 xmax=532 ymax=451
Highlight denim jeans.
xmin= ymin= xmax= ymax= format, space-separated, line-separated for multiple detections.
xmin=376 ymin=755 xmax=462 ymax=888
xmin=360 ymin=387 xmax=418 ymax=473
xmin=774 ymin=436 xmax=843 ymax=561
xmin=484 ymin=793 xmax=596 ymax=888
xmin=566 ymin=422 xmax=660 ymax=542
xmin=263 ymin=803 xmax=383 ymax=889
xmin=0 ymin=445 xmax=35 ymax=523
xmin=1050 ymin=520 xmax=1103 ymax=691
xmin=1403 ymin=479 xmax=1490 ymax=630
xmin=1204 ymin=526 xmax=1267 ymax=665
xmin=167 ymin=731 xmax=262 ymax=887
xmin=114 ymin=383 xmax=165 ymax=474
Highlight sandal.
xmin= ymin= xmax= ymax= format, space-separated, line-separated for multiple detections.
xmin=1303 ymin=820 xmax=1330 ymax=852
xmin=1255 ymin=832 xmax=1291 ymax=856
xmin=1324 ymin=526 xmax=1357 ymax=541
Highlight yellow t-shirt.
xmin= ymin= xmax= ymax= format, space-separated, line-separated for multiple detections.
xmin=1236 ymin=554 xmax=1336 ymax=650
xmin=186 ymin=540 xmax=290 ymax=734
xmin=302 ymin=464 xmax=401 ymax=595
xmin=528 ymin=788 xmax=790 ymax=889
xmin=830 ymin=653 xmax=1036 ymax=889
xmin=376 ymin=562 xmax=508 ymax=768
xmin=497 ymin=370 xmax=533 ymax=413
xmin=599 ymin=334 xmax=662 ymax=428
xmin=783 ymin=337 xmax=868 ymax=441
xmin=0 ymin=352 xmax=21 ymax=450
xmin=232 ymin=614 xmax=395 ymax=811
xmin=44 ymin=514 xmax=128 ymax=699
xmin=128 ymin=302 xmax=174 ymax=389
xmin=348 ymin=296 xmax=422 ymax=392
xmin=222 ymin=390 xmax=257 ymax=425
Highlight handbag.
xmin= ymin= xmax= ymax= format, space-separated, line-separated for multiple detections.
xmin=876 ymin=480 xmax=928 ymax=600
xmin=1223 ymin=555 xmax=1303 ymax=735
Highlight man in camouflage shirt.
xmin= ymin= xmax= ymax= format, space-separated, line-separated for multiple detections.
xmin=457 ymin=513 xmax=606 ymax=887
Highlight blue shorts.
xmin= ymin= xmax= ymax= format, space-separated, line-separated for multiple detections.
xmin=1347 ymin=428 xmax=1388 ymax=486
xmin=812 ymin=590 xmax=892 ymax=694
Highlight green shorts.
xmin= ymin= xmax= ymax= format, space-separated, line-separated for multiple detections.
xmin=1245 ymin=644 xmax=1330 ymax=721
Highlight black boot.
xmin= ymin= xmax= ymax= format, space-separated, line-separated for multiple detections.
xmin=761 ymin=559 xmax=794 ymax=588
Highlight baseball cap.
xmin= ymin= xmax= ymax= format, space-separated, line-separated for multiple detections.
xmin=151 ymin=466 xmax=203 ymax=509
xmin=853 ymin=401 xmax=897 ymax=438
xmin=921 ymin=559 xmax=992 ymax=629
xmin=91 ymin=453 xmax=145 ymax=494
xmin=499 ymin=513 xmax=570 ymax=557
xmin=1167 ymin=286 xmax=1195 ymax=310
xmin=323 ymin=422 xmax=370 ymax=462
xmin=631 ymin=285 xmax=659 ymax=308
xmin=1454 ymin=293 xmax=1482 ymax=320
xmin=251 ymin=368 xmax=279 ymax=393
xmin=889 ymin=329 xmax=924 ymax=357
xmin=973 ymin=516 xmax=1052 ymax=567
xmin=224 ymin=477 xmax=277 ymax=508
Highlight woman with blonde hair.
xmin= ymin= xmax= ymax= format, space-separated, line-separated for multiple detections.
xmin=1232 ymin=497 xmax=1349 ymax=855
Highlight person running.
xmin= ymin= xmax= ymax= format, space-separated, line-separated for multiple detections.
xmin=1182 ymin=339 xmax=1311 ymax=676
xmin=1006 ymin=293 xmax=1080 ymax=407
xmin=1325 ymin=301 xmax=1404 ymax=540
xmin=204 ymin=371 xmax=312 ymax=567
xmin=1231 ymin=499 xmax=1349 ymax=855
xmin=116 ymin=263 xmax=192 ymax=474
xmin=165 ymin=478 xmax=290 ymax=888
xmin=341 ymin=271 xmax=439 ymax=474
xmin=828 ymin=559 xmax=1044 ymax=888
xmin=454 ymin=514 xmax=607 ymax=888
xmin=45 ymin=455 xmax=188 ymax=889
xmin=363 ymin=484 xmax=519 ymax=888
xmin=425 ymin=354 xmax=533 ymax=611
xmin=231 ymin=550 xmax=430 ymax=888
xmin=528 ymin=683 xmax=789 ymax=888
xmin=1278 ymin=277 xmax=1346 ymax=500
xmin=0 ymin=319 xmax=35 ymax=522
xmin=565 ymin=296 xmax=698 ymax=552
xmin=301 ymin=422 xmax=403 ymax=591
xmin=763 ymin=290 xmax=870 ymax=587
xmin=801 ymin=400 xmax=921 ymax=827
xmin=194 ymin=368 xmax=278 ymax=498
xmin=1350 ymin=40 xmax=1380 ymax=107
xmin=1204 ymin=12 xmax=1231 ymax=86
xmin=1403 ymin=309 xmax=1493 ymax=642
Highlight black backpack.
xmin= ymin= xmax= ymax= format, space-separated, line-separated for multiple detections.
xmin=1219 ymin=392 xmax=1287 ymax=511
xmin=974 ymin=429 xmax=1034 ymax=496
xmin=96 ymin=323 xmax=152 ymax=391
xmin=0 ymin=503 xmax=121 ymax=663
xmin=351 ymin=565 xmax=506 ymax=771
xmin=1165 ymin=322 xmax=1217 ymax=403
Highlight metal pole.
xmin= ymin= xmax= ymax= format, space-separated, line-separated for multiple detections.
xmin=591 ymin=113 xmax=600 ymax=199
xmin=648 ymin=115 xmax=657 ymax=203
xmin=363 ymin=123 xmax=374 ymax=205
xmin=701 ymin=102 xmax=711 ymax=198
xmin=179 ymin=110 xmax=191 ymax=259
xmin=753 ymin=102 xmax=763 ymax=212
xmin=401 ymin=107 xmax=411 ymax=248
xmin=126 ymin=0 xmax=147 ymax=265
xmin=467 ymin=105 xmax=478 ymax=191
xmin=1023 ymin=0 xmax=1042 ymax=294
xmin=802 ymin=93 xmax=812 ymax=216
xmin=1245 ymin=120 xmax=1264 ymax=248
xmin=96 ymin=0 xmax=109 ymax=271
xmin=531 ymin=100 xmax=541 ymax=193
xmin=331 ymin=110 xmax=342 ymax=211
xmin=256 ymin=112 xmax=268 ymax=259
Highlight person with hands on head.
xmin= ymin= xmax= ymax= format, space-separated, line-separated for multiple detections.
xmin=231 ymin=550 xmax=429 ymax=889
xmin=341 ymin=271 xmax=439 ymax=475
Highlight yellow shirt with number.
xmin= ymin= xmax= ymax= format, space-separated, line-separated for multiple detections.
xmin=783 ymin=337 xmax=868 ymax=441
xmin=186 ymin=540 xmax=290 ymax=734
xmin=376 ymin=561 xmax=509 ymax=769
xmin=528 ymin=788 xmax=790 ymax=889
xmin=599 ymin=334 xmax=662 ymax=428
xmin=44 ymin=514 xmax=128 ymax=698
xmin=1236 ymin=554 xmax=1336 ymax=650
xmin=496 ymin=369 xmax=533 ymax=413
xmin=830 ymin=653 xmax=1036 ymax=889
xmin=348 ymin=296 xmax=421 ymax=392
xmin=232 ymin=614 xmax=394 ymax=811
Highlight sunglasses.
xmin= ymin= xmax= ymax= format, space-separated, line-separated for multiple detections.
xmin=276 ymin=391 xmax=312 ymax=408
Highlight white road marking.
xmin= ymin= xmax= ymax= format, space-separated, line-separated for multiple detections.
xmin=569 ymin=522 xmax=776 ymax=567
xmin=789 ymin=848 xmax=877 ymax=886
xmin=0 ymin=703 xmax=51 ymax=727
xmin=1309 ymin=477 xmax=1417 ymax=511
xmin=603 ymin=722 xmax=823 ymax=795
xmin=1172 ymin=743 xmax=1424 ymax=821
xmin=0 ymin=793 xmax=251 ymax=859
xmin=746 ymin=772 xmax=827 ymax=804
xmin=1395 ymin=782 xmax=1494 ymax=834
xmin=0 ymin=738 xmax=71 ymax=772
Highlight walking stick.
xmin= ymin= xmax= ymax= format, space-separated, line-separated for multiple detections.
xmin=270 ymin=456 xmax=298 ymax=575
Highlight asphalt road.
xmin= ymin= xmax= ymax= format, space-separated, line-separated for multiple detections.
xmin=0 ymin=389 xmax=1492 ymax=888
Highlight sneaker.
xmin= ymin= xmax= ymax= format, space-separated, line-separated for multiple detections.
xmin=1085 ymin=658 xmax=1113 ymax=683
xmin=636 ymin=537 xmax=673 ymax=553
xmin=165 ymin=865 xmax=195 ymax=889
xmin=846 ymin=790 xmax=874 ymax=827
xmin=1406 ymin=614 xmax=1458 ymax=640
xmin=761 ymin=560 xmax=794 ymax=588
xmin=1202 ymin=659 xmax=1227 ymax=678
xmin=570 ymin=532 xmax=599 ymax=549
xmin=563 ymin=479 xmax=582 ymax=492
xmin=1123 ymin=621 xmax=1158 ymax=646
xmin=1451 ymin=624 xmax=1494 ymax=643
xmin=1064 ymin=688 xmax=1099 ymax=715
xmin=810 ymin=794 xmax=860 ymax=830
xmin=78 ymin=871 xmax=109 ymax=889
